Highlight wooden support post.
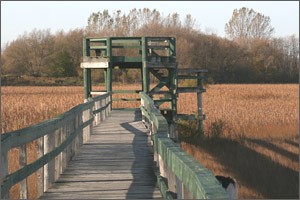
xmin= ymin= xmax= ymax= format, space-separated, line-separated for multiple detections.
xmin=176 ymin=177 xmax=183 ymax=199
xmin=151 ymin=122 xmax=158 ymax=163
xmin=197 ymin=72 xmax=203 ymax=131
xmin=171 ymin=69 xmax=177 ymax=121
xmin=83 ymin=38 xmax=91 ymax=101
xmin=61 ymin=126 xmax=67 ymax=174
xmin=37 ymin=137 xmax=44 ymax=196
xmin=78 ymin=113 xmax=83 ymax=148
xmin=89 ymin=107 xmax=93 ymax=136
xmin=106 ymin=38 xmax=112 ymax=93
xmin=54 ymin=129 xmax=61 ymax=181
xmin=158 ymin=155 xmax=167 ymax=178
xmin=141 ymin=68 xmax=144 ymax=92
xmin=82 ymin=110 xmax=88 ymax=143
xmin=105 ymin=97 xmax=109 ymax=117
xmin=97 ymin=100 xmax=101 ymax=124
xmin=66 ymin=123 xmax=72 ymax=162
xmin=94 ymin=100 xmax=100 ymax=125
xmin=43 ymin=134 xmax=55 ymax=191
xmin=106 ymin=94 xmax=111 ymax=115
xmin=71 ymin=115 xmax=78 ymax=159
xmin=166 ymin=169 xmax=177 ymax=195
xmin=100 ymin=98 xmax=105 ymax=121
xmin=106 ymin=66 xmax=112 ymax=93
xmin=84 ymin=68 xmax=89 ymax=100
xmin=19 ymin=144 xmax=28 ymax=199
xmin=142 ymin=37 xmax=149 ymax=93
xmin=169 ymin=123 xmax=178 ymax=142
xmin=82 ymin=108 xmax=92 ymax=143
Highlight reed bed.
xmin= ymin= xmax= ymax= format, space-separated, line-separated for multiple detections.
xmin=1 ymin=84 xmax=298 ymax=198
xmin=177 ymin=84 xmax=298 ymax=198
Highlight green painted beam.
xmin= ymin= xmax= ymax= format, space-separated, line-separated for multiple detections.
xmin=111 ymin=56 xmax=142 ymax=62
xmin=112 ymin=90 xmax=142 ymax=94
xmin=111 ymin=45 xmax=141 ymax=49
xmin=112 ymin=98 xmax=141 ymax=101
xmin=177 ymin=75 xmax=205 ymax=80
xmin=89 ymin=46 xmax=107 ymax=50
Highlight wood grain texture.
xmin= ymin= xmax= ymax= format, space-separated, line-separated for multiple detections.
xmin=41 ymin=110 xmax=162 ymax=199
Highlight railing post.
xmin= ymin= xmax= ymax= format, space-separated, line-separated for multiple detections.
xmin=66 ymin=123 xmax=72 ymax=162
xmin=89 ymin=106 xmax=93 ymax=136
xmin=82 ymin=106 xmax=93 ymax=143
xmin=107 ymin=94 xmax=111 ymax=115
xmin=141 ymin=97 xmax=146 ymax=124
xmin=74 ymin=114 xmax=80 ymax=155
xmin=19 ymin=144 xmax=28 ymax=199
xmin=166 ymin=170 xmax=177 ymax=197
xmin=43 ymin=133 xmax=55 ymax=191
xmin=169 ymin=123 xmax=178 ymax=141
xmin=100 ymin=97 xmax=105 ymax=121
xmin=94 ymin=100 xmax=100 ymax=125
xmin=54 ymin=128 xmax=62 ymax=181
xmin=61 ymin=125 xmax=67 ymax=174
xmin=176 ymin=178 xmax=183 ymax=199
xmin=151 ymin=122 xmax=157 ymax=163
xmin=82 ymin=110 xmax=89 ymax=143
xmin=71 ymin=116 xmax=77 ymax=159
xmin=78 ymin=112 xmax=84 ymax=147
xmin=37 ymin=137 xmax=44 ymax=196
xmin=105 ymin=94 xmax=108 ymax=116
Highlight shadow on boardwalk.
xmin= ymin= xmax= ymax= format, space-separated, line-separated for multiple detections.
xmin=120 ymin=109 xmax=160 ymax=199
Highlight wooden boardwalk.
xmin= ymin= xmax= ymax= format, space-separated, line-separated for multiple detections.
xmin=41 ymin=109 xmax=162 ymax=199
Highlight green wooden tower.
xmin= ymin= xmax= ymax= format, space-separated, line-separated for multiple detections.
xmin=81 ymin=36 xmax=206 ymax=128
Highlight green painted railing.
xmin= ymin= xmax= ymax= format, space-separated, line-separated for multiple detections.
xmin=0 ymin=93 xmax=112 ymax=199
xmin=140 ymin=92 xmax=228 ymax=199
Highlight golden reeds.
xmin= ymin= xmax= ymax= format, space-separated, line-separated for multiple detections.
xmin=1 ymin=84 xmax=298 ymax=198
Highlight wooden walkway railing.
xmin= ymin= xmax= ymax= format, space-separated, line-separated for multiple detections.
xmin=1 ymin=93 xmax=112 ymax=199
xmin=1 ymin=91 xmax=229 ymax=199
xmin=140 ymin=92 xmax=228 ymax=199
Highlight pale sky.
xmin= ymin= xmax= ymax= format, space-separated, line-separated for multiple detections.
xmin=1 ymin=1 xmax=299 ymax=48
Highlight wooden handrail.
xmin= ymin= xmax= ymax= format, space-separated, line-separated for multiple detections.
xmin=0 ymin=92 xmax=112 ymax=199
xmin=140 ymin=92 xmax=228 ymax=199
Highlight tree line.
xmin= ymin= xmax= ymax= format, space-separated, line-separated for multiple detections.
xmin=1 ymin=7 xmax=299 ymax=83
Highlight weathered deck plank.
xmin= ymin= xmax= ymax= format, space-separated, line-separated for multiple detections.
xmin=41 ymin=109 xmax=162 ymax=199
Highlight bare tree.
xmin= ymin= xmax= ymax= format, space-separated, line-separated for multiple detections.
xmin=1 ymin=29 xmax=55 ymax=76
xmin=225 ymin=7 xmax=275 ymax=41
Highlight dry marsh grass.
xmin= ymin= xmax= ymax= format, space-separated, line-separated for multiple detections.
xmin=1 ymin=84 xmax=299 ymax=199
xmin=178 ymin=84 xmax=298 ymax=198
xmin=2 ymin=86 xmax=84 ymax=198
xmin=2 ymin=86 xmax=84 ymax=133
xmin=178 ymin=84 xmax=298 ymax=139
